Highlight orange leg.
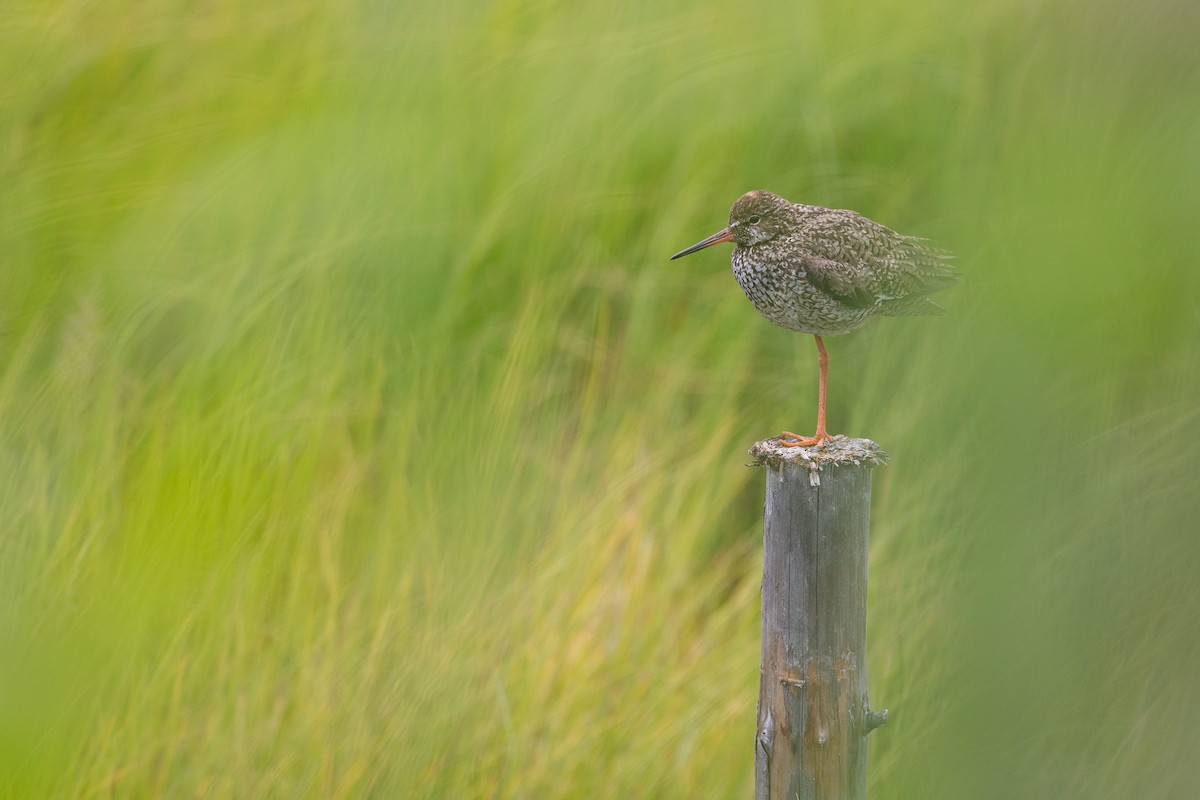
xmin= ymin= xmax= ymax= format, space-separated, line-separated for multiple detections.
xmin=779 ymin=335 xmax=831 ymax=448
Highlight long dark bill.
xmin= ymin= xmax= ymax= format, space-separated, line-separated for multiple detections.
xmin=670 ymin=227 xmax=733 ymax=260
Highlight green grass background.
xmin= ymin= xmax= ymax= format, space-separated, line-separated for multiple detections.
xmin=3 ymin=0 xmax=1200 ymax=796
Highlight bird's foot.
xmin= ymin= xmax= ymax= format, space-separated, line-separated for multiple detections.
xmin=778 ymin=430 xmax=831 ymax=448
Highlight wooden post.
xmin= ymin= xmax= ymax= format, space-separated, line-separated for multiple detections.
xmin=749 ymin=435 xmax=889 ymax=800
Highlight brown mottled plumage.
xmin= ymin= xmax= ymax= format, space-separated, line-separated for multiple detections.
xmin=670 ymin=189 xmax=959 ymax=446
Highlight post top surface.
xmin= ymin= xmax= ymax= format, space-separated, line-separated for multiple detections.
xmin=749 ymin=435 xmax=888 ymax=472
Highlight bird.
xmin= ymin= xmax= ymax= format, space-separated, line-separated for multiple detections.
xmin=670 ymin=190 xmax=959 ymax=447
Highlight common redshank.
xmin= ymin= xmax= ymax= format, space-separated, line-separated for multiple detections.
xmin=671 ymin=190 xmax=959 ymax=447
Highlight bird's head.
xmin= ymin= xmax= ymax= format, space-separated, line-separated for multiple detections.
xmin=670 ymin=190 xmax=789 ymax=260
xmin=727 ymin=190 xmax=789 ymax=246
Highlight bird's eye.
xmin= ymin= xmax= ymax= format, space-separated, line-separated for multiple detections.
xmin=748 ymin=215 xmax=762 ymax=225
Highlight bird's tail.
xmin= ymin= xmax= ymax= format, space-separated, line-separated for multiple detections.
xmin=878 ymin=296 xmax=948 ymax=316
xmin=890 ymin=238 xmax=962 ymax=314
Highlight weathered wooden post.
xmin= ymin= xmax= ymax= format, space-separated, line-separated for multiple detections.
xmin=749 ymin=435 xmax=889 ymax=800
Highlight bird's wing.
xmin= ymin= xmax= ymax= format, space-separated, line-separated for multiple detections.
xmin=800 ymin=209 xmax=959 ymax=302
xmin=797 ymin=254 xmax=879 ymax=309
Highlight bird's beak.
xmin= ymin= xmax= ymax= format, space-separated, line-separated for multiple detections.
xmin=670 ymin=227 xmax=733 ymax=260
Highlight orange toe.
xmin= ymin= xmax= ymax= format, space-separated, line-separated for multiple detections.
xmin=778 ymin=430 xmax=830 ymax=448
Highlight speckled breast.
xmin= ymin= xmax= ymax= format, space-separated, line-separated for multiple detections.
xmin=731 ymin=248 xmax=872 ymax=337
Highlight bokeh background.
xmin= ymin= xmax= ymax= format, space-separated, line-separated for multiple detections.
xmin=4 ymin=0 xmax=1200 ymax=796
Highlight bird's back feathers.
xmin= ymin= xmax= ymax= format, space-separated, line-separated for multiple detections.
xmin=789 ymin=205 xmax=960 ymax=309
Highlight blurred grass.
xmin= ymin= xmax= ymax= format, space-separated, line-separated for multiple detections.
xmin=3 ymin=0 xmax=1200 ymax=796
